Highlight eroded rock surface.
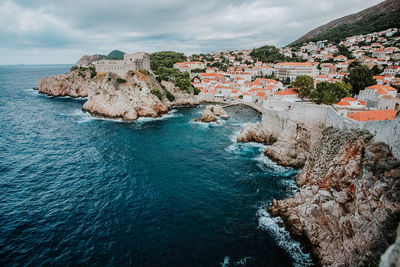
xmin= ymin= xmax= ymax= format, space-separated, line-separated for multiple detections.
xmin=37 ymin=69 xmax=93 ymax=97
xmin=264 ymin=123 xmax=312 ymax=169
xmin=237 ymin=122 xmax=277 ymax=145
xmin=37 ymin=69 xmax=198 ymax=121
xmin=195 ymin=104 xmax=229 ymax=123
xmin=269 ymin=127 xmax=400 ymax=266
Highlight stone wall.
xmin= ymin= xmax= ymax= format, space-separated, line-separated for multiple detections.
xmin=261 ymin=101 xmax=400 ymax=159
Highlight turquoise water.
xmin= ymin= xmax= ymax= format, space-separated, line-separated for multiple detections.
xmin=0 ymin=65 xmax=312 ymax=266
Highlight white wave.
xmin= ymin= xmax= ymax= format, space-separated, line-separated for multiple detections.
xmin=253 ymin=153 xmax=292 ymax=173
xmin=226 ymin=142 xmax=266 ymax=155
xmin=189 ymin=119 xmax=226 ymax=129
xmin=257 ymin=206 xmax=313 ymax=267
xmin=235 ymin=256 xmax=252 ymax=266
xmin=279 ymin=178 xmax=299 ymax=196
xmin=220 ymin=256 xmax=230 ymax=267
xmin=135 ymin=109 xmax=182 ymax=124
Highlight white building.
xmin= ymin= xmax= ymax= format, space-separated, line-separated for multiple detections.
xmin=274 ymin=62 xmax=316 ymax=81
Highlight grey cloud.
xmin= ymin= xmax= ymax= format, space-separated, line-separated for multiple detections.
xmin=0 ymin=0 xmax=383 ymax=64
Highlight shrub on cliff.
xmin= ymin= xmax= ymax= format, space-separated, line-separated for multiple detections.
xmin=193 ymin=87 xmax=200 ymax=95
xmin=150 ymin=88 xmax=164 ymax=100
xmin=116 ymin=77 xmax=127 ymax=84
xmin=165 ymin=90 xmax=175 ymax=102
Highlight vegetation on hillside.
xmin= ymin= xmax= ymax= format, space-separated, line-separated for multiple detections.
xmin=150 ymin=51 xmax=198 ymax=95
xmin=150 ymin=88 xmax=164 ymax=100
xmin=306 ymin=10 xmax=400 ymax=44
xmin=250 ymin=45 xmax=305 ymax=63
xmin=150 ymin=51 xmax=186 ymax=71
xmin=106 ymin=50 xmax=126 ymax=60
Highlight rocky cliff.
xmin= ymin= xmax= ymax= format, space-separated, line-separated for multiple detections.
xmin=237 ymin=119 xmax=317 ymax=169
xmin=269 ymin=127 xmax=400 ymax=266
xmin=37 ymin=69 xmax=199 ymax=120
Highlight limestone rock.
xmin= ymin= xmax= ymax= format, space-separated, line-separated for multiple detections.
xmin=195 ymin=109 xmax=217 ymax=122
xmin=212 ymin=105 xmax=229 ymax=118
xmin=37 ymin=69 xmax=194 ymax=121
xmin=380 ymin=224 xmax=400 ymax=267
xmin=237 ymin=122 xmax=277 ymax=145
xmin=194 ymin=104 xmax=229 ymax=123
xmin=38 ymin=69 xmax=92 ymax=97
xmin=269 ymin=128 xmax=400 ymax=266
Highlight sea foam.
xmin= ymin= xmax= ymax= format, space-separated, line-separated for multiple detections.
xmin=257 ymin=206 xmax=313 ymax=267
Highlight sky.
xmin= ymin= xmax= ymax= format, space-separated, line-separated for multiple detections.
xmin=0 ymin=0 xmax=383 ymax=64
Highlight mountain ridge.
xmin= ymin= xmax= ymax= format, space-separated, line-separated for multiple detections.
xmin=290 ymin=0 xmax=400 ymax=46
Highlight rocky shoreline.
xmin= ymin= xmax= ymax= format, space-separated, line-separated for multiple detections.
xmin=237 ymin=115 xmax=400 ymax=266
xmin=37 ymin=68 xmax=201 ymax=121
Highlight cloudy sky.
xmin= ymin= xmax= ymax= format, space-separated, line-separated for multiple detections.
xmin=0 ymin=0 xmax=383 ymax=64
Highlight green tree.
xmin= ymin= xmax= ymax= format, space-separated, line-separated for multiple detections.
xmin=345 ymin=65 xmax=376 ymax=95
xmin=165 ymin=90 xmax=175 ymax=102
xmin=150 ymin=51 xmax=187 ymax=72
xmin=250 ymin=45 xmax=286 ymax=63
xmin=291 ymin=75 xmax=314 ymax=99
xmin=282 ymin=77 xmax=291 ymax=85
xmin=371 ymin=65 xmax=382 ymax=76
xmin=150 ymin=88 xmax=164 ymax=100
xmin=310 ymin=81 xmax=351 ymax=105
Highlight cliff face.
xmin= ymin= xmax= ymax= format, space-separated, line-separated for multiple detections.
xmin=38 ymin=69 xmax=93 ymax=97
xmin=237 ymin=116 xmax=319 ymax=168
xmin=37 ymin=69 xmax=199 ymax=120
xmin=269 ymin=127 xmax=400 ymax=266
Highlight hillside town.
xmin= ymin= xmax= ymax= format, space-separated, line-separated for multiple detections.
xmin=171 ymin=27 xmax=400 ymax=122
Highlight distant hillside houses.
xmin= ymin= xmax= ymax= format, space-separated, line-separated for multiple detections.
xmin=94 ymin=52 xmax=150 ymax=77
xmin=173 ymin=61 xmax=205 ymax=72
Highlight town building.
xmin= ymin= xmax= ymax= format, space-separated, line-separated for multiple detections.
xmin=274 ymin=62 xmax=316 ymax=81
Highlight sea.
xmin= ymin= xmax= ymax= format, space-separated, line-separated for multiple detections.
xmin=0 ymin=65 xmax=313 ymax=266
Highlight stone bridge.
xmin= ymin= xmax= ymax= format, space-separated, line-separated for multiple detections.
xmin=222 ymin=102 xmax=263 ymax=113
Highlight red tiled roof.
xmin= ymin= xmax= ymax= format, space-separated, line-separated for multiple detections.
xmin=347 ymin=110 xmax=397 ymax=121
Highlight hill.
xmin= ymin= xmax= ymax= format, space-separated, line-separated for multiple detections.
xmin=105 ymin=50 xmax=126 ymax=60
xmin=290 ymin=0 xmax=400 ymax=46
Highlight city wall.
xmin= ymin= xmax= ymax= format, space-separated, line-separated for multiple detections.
xmin=261 ymin=101 xmax=400 ymax=159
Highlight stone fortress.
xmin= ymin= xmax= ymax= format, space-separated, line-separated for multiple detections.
xmin=94 ymin=52 xmax=150 ymax=77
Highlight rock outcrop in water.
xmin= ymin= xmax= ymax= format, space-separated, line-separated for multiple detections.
xmin=195 ymin=104 xmax=229 ymax=122
xmin=37 ymin=68 xmax=200 ymax=120
xmin=237 ymin=123 xmax=277 ymax=145
xmin=263 ymin=123 xmax=312 ymax=169
xmin=237 ymin=121 xmax=314 ymax=168
xmin=269 ymin=127 xmax=400 ymax=266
